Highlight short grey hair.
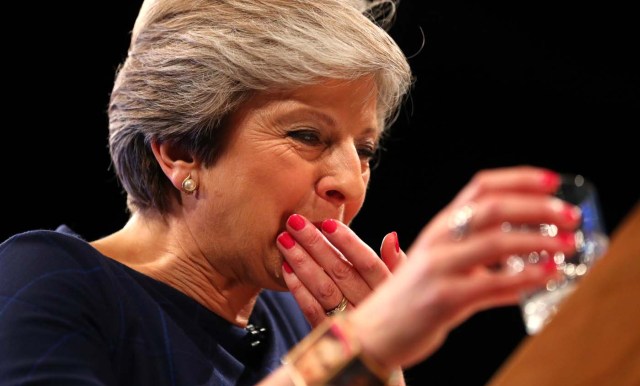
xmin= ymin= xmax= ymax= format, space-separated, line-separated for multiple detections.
xmin=108 ymin=0 xmax=413 ymax=213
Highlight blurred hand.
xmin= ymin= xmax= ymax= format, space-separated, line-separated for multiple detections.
xmin=347 ymin=166 xmax=582 ymax=369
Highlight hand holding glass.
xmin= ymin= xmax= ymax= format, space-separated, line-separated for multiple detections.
xmin=508 ymin=174 xmax=609 ymax=335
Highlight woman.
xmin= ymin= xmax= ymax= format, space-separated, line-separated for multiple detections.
xmin=0 ymin=1 xmax=581 ymax=385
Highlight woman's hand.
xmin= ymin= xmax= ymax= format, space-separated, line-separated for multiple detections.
xmin=277 ymin=214 xmax=407 ymax=327
xmin=347 ymin=166 xmax=582 ymax=370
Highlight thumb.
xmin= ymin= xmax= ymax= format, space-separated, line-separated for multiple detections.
xmin=380 ymin=231 xmax=407 ymax=272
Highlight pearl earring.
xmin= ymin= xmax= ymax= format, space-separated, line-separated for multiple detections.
xmin=181 ymin=173 xmax=197 ymax=194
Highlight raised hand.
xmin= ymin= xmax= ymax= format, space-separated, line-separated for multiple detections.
xmin=348 ymin=166 xmax=582 ymax=369
xmin=277 ymin=214 xmax=407 ymax=327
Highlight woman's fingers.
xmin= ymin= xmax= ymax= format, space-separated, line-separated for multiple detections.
xmin=281 ymin=260 xmax=339 ymax=327
xmin=444 ymin=195 xmax=581 ymax=240
xmin=450 ymin=166 xmax=561 ymax=207
xmin=287 ymin=215 xmax=375 ymax=299
xmin=414 ymin=168 xmax=576 ymax=249
xmin=320 ymin=219 xmax=391 ymax=287
xmin=431 ymin=227 xmax=577 ymax=273
xmin=277 ymin=229 xmax=352 ymax=317
xmin=277 ymin=214 xmax=398 ymax=320
xmin=440 ymin=262 xmax=556 ymax=330
xmin=277 ymin=212 xmax=391 ymax=326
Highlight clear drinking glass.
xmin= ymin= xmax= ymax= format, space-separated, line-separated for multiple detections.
xmin=508 ymin=174 xmax=609 ymax=335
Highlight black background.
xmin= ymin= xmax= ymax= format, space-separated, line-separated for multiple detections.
xmin=3 ymin=1 xmax=638 ymax=385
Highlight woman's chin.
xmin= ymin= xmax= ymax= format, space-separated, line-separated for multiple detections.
xmin=263 ymin=275 xmax=289 ymax=292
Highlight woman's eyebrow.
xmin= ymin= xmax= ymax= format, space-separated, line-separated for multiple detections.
xmin=273 ymin=106 xmax=380 ymax=135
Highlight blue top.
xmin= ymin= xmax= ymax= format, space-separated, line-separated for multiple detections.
xmin=0 ymin=226 xmax=311 ymax=386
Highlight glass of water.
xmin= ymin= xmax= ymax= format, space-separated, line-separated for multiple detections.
xmin=509 ymin=173 xmax=609 ymax=335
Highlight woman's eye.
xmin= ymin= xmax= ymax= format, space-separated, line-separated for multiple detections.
xmin=357 ymin=143 xmax=378 ymax=162
xmin=287 ymin=130 xmax=322 ymax=146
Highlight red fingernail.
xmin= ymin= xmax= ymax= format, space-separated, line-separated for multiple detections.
xmin=543 ymin=258 xmax=557 ymax=273
xmin=321 ymin=219 xmax=338 ymax=233
xmin=287 ymin=214 xmax=305 ymax=231
xmin=282 ymin=261 xmax=293 ymax=274
xmin=542 ymin=170 xmax=560 ymax=191
xmin=557 ymin=231 xmax=575 ymax=248
xmin=562 ymin=204 xmax=582 ymax=223
xmin=392 ymin=231 xmax=400 ymax=253
xmin=277 ymin=232 xmax=295 ymax=249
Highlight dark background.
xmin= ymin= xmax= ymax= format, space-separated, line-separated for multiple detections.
xmin=3 ymin=1 xmax=638 ymax=385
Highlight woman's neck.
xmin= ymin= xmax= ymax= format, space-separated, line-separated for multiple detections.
xmin=90 ymin=212 xmax=261 ymax=327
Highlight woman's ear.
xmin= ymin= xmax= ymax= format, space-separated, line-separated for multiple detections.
xmin=150 ymin=140 xmax=200 ymax=194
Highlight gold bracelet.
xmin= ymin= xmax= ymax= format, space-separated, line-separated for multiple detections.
xmin=282 ymin=315 xmax=391 ymax=386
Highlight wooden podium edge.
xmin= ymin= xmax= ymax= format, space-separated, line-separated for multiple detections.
xmin=487 ymin=200 xmax=640 ymax=386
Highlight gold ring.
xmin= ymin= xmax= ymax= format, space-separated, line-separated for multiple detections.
xmin=325 ymin=296 xmax=348 ymax=316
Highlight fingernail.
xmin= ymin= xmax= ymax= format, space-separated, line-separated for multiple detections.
xmin=542 ymin=170 xmax=560 ymax=191
xmin=557 ymin=231 xmax=575 ymax=248
xmin=321 ymin=219 xmax=338 ymax=234
xmin=543 ymin=258 xmax=557 ymax=273
xmin=282 ymin=261 xmax=293 ymax=274
xmin=287 ymin=214 xmax=305 ymax=231
xmin=392 ymin=231 xmax=400 ymax=253
xmin=277 ymin=232 xmax=295 ymax=249
xmin=562 ymin=204 xmax=582 ymax=223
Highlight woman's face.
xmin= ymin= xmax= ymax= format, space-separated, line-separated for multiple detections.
xmin=193 ymin=77 xmax=380 ymax=289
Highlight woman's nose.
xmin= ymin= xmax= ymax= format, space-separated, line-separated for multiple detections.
xmin=316 ymin=145 xmax=367 ymax=206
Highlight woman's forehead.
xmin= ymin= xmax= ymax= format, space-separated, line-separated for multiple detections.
xmin=241 ymin=78 xmax=381 ymax=130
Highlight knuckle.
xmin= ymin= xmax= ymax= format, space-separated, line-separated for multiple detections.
xmin=357 ymin=259 xmax=379 ymax=275
xmin=316 ymin=281 xmax=338 ymax=300
xmin=301 ymin=304 xmax=323 ymax=322
xmin=481 ymin=196 xmax=502 ymax=218
xmin=472 ymin=230 xmax=510 ymax=257
xmin=287 ymin=279 xmax=304 ymax=294
xmin=304 ymin=230 xmax=325 ymax=248
xmin=288 ymin=253 xmax=307 ymax=268
xmin=330 ymin=262 xmax=356 ymax=281
xmin=469 ymin=170 xmax=491 ymax=197
xmin=488 ymin=230 xmax=512 ymax=252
